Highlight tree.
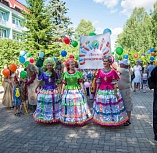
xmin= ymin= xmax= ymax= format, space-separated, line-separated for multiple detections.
xmin=48 ymin=0 xmax=74 ymax=37
xmin=75 ymin=19 xmax=96 ymax=37
xmin=0 ymin=39 xmax=25 ymax=71
xmin=117 ymin=8 xmax=153 ymax=51
xmin=22 ymin=0 xmax=53 ymax=52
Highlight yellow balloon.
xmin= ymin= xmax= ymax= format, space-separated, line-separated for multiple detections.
xmin=141 ymin=56 xmax=145 ymax=60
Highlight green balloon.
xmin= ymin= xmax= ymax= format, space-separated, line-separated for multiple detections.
xmin=20 ymin=70 xmax=27 ymax=79
xmin=24 ymin=61 xmax=30 ymax=67
xmin=111 ymin=52 xmax=114 ymax=55
xmin=75 ymin=54 xmax=79 ymax=60
xmin=116 ymin=47 xmax=123 ymax=55
xmin=89 ymin=32 xmax=96 ymax=36
xmin=72 ymin=40 xmax=78 ymax=47
xmin=27 ymin=52 xmax=32 ymax=57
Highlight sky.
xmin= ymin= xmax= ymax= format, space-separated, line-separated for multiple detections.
xmin=18 ymin=0 xmax=156 ymax=50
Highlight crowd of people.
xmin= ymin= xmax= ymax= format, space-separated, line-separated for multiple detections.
xmin=1 ymin=55 xmax=157 ymax=140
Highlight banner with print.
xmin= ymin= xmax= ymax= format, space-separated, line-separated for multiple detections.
xmin=79 ymin=33 xmax=111 ymax=69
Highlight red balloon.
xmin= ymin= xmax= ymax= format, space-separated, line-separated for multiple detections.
xmin=9 ymin=64 xmax=17 ymax=72
xmin=151 ymin=52 xmax=155 ymax=56
xmin=134 ymin=54 xmax=138 ymax=58
xmin=64 ymin=37 xmax=70 ymax=44
xmin=2 ymin=69 xmax=10 ymax=77
xmin=30 ymin=58 xmax=34 ymax=63
xmin=69 ymin=54 xmax=74 ymax=59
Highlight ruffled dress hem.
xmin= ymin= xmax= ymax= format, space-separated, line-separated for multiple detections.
xmin=60 ymin=117 xmax=93 ymax=126
xmin=33 ymin=114 xmax=60 ymax=123
xmin=93 ymin=116 xmax=128 ymax=126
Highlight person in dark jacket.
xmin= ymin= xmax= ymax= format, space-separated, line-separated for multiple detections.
xmin=149 ymin=67 xmax=157 ymax=141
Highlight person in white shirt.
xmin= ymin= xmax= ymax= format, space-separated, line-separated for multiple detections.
xmin=133 ymin=61 xmax=142 ymax=92
xmin=117 ymin=59 xmax=133 ymax=126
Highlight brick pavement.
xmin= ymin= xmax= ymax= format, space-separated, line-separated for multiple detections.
xmin=0 ymin=88 xmax=157 ymax=153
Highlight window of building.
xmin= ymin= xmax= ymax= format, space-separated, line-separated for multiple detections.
xmin=12 ymin=17 xmax=23 ymax=27
xmin=13 ymin=32 xmax=23 ymax=42
xmin=0 ymin=28 xmax=7 ymax=38
xmin=0 ymin=11 xmax=6 ymax=21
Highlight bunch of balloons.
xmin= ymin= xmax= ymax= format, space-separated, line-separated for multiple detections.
xmin=19 ymin=50 xmax=36 ymax=67
xmin=2 ymin=63 xmax=17 ymax=77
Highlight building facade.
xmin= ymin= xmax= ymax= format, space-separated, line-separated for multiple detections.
xmin=0 ymin=0 xmax=27 ymax=41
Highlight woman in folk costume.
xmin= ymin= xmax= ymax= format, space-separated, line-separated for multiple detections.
xmin=2 ymin=71 xmax=13 ymax=108
xmin=60 ymin=59 xmax=92 ymax=125
xmin=33 ymin=58 xmax=61 ymax=123
xmin=93 ymin=55 xmax=128 ymax=126
xmin=25 ymin=64 xmax=39 ymax=112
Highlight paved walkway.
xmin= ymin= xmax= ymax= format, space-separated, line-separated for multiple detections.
xmin=0 ymin=88 xmax=157 ymax=153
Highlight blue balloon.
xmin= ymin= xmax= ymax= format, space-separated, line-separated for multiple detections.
xmin=20 ymin=50 xmax=26 ymax=56
xmin=61 ymin=50 xmax=67 ymax=57
xmin=124 ymin=55 xmax=128 ymax=59
xmin=150 ymin=48 xmax=155 ymax=52
xmin=39 ymin=52 xmax=44 ymax=58
xmin=103 ymin=28 xmax=112 ymax=35
xmin=147 ymin=50 xmax=151 ymax=54
xmin=19 ymin=56 xmax=25 ymax=63
xmin=150 ymin=56 xmax=155 ymax=61
xmin=53 ymin=57 xmax=57 ymax=62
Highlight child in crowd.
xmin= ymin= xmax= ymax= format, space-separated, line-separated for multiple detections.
xmin=142 ymin=69 xmax=148 ymax=93
xmin=12 ymin=81 xmax=22 ymax=116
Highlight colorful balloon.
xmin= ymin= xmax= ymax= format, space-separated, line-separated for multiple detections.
xmin=39 ymin=52 xmax=44 ymax=58
xmin=19 ymin=56 xmax=25 ymax=63
xmin=84 ymin=82 xmax=90 ymax=88
xmin=9 ymin=64 xmax=17 ymax=72
xmin=116 ymin=47 xmax=123 ymax=55
xmin=69 ymin=55 xmax=74 ymax=59
xmin=20 ymin=50 xmax=26 ymax=56
xmin=155 ymin=61 xmax=157 ymax=65
xmin=141 ymin=56 xmax=145 ymax=60
xmin=61 ymin=50 xmax=67 ymax=57
xmin=89 ymin=32 xmax=96 ymax=36
xmin=2 ymin=69 xmax=10 ymax=77
xmin=150 ymin=56 xmax=155 ymax=61
xmin=72 ymin=40 xmax=78 ymax=47
xmin=134 ymin=54 xmax=138 ymax=58
xmin=20 ymin=70 xmax=27 ymax=79
xmin=151 ymin=52 xmax=155 ymax=56
xmin=124 ymin=55 xmax=128 ymax=59
xmin=150 ymin=48 xmax=155 ymax=52
xmin=24 ymin=61 xmax=30 ymax=67
xmin=103 ymin=28 xmax=112 ymax=35
xmin=29 ymin=58 xmax=34 ymax=64
xmin=64 ymin=37 xmax=70 ymax=44
xmin=53 ymin=57 xmax=57 ymax=62
xmin=75 ymin=55 xmax=79 ymax=60
xmin=26 ymin=52 xmax=32 ymax=58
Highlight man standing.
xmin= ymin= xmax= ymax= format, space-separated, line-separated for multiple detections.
xmin=147 ymin=61 xmax=155 ymax=77
xmin=149 ymin=67 xmax=157 ymax=141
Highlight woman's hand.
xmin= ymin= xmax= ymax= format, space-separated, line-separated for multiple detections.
xmin=60 ymin=90 xmax=64 ymax=96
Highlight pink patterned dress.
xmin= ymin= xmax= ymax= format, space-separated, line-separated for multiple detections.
xmin=93 ymin=69 xmax=128 ymax=126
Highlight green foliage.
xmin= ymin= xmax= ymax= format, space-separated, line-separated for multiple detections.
xmin=0 ymin=39 xmax=25 ymax=70
xmin=48 ymin=0 xmax=74 ymax=37
xmin=22 ymin=0 xmax=53 ymax=52
xmin=75 ymin=19 xmax=96 ymax=38
xmin=116 ymin=7 xmax=156 ymax=66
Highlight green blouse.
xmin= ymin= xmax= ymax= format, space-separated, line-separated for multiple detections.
xmin=62 ymin=71 xmax=83 ymax=90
